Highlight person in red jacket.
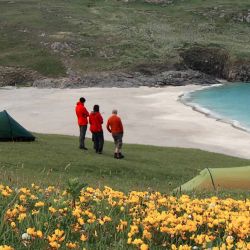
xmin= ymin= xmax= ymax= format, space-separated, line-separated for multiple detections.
xmin=89 ymin=104 xmax=104 ymax=154
xmin=75 ymin=97 xmax=89 ymax=150
xmin=106 ymin=109 xmax=124 ymax=159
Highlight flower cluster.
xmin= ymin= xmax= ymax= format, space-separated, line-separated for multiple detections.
xmin=0 ymin=184 xmax=250 ymax=249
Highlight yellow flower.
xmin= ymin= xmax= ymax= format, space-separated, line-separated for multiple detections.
xmin=77 ymin=217 xmax=84 ymax=225
xmin=19 ymin=194 xmax=26 ymax=201
xmin=17 ymin=213 xmax=26 ymax=222
xmin=48 ymin=235 xmax=57 ymax=242
xmin=27 ymin=227 xmax=36 ymax=236
xmin=34 ymin=201 xmax=45 ymax=207
xmin=79 ymin=196 xmax=86 ymax=202
xmin=116 ymin=220 xmax=128 ymax=232
xmin=36 ymin=230 xmax=43 ymax=238
xmin=0 ymin=245 xmax=14 ymax=250
xmin=54 ymin=229 xmax=64 ymax=237
xmin=143 ymin=230 xmax=152 ymax=240
xmin=226 ymin=236 xmax=234 ymax=245
xmin=30 ymin=195 xmax=37 ymax=200
xmin=49 ymin=242 xmax=60 ymax=249
xmin=32 ymin=209 xmax=39 ymax=215
xmin=103 ymin=216 xmax=112 ymax=222
xmin=178 ymin=245 xmax=191 ymax=250
xmin=171 ymin=245 xmax=177 ymax=250
xmin=127 ymin=238 xmax=132 ymax=244
xmin=10 ymin=222 xmax=16 ymax=228
xmin=80 ymin=234 xmax=88 ymax=242
xmin=49 ymin=207 xmax=57 ymax=214
xmin=132 ymin=238 xmax=144 ymax=246
xmin=1 ymin=190 xmax=10 ymax=197
xmin=140 ymin=244 xmax=149 ymax=250
xmin=66 ymin=242 xmax=77 ymax=249
xmin=98 ymin=219 xmax=104 ymax=225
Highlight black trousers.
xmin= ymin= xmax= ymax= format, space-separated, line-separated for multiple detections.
xmin=79 ymin=125 xmax=87 ymax=148
xmin=92 ymin=131 xmax=104 ymax=153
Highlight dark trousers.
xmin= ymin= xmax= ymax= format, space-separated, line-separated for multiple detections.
xmin=79 ymin=125 xmax=87 ymax=148
xmin=92 ymin=131 xmax=104 ymax=153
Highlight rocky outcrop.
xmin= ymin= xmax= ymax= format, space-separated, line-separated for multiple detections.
xmin=179 ymin=45 xmax=230 ymax=79
xmin=179 ymin=45 xmax=250 ymax=82
xmin=233 ymin=11 xmax=250 ymax=23
xmin=33 ymin=69 xmax=218 ymax=88
xmin=0 ymin=66 xmax=40 ymax=87
xmin=228 ymin=61 xmax=250 ymax=82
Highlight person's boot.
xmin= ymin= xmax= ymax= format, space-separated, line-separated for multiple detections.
xmin=118 ymin=153 xmax=124 ymax=159
xmin=114 ymin=153 xmax=118 ymax=159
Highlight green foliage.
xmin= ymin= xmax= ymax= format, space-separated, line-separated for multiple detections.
xmin=66 ymin=178 xmax=87 ymax=207
xmin=30 ymin=57 xmax=66 ymax=77
xmin=0 ymin=0 xmax=250 ymax=74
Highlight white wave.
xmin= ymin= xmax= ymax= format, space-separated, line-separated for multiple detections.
xmin=231 ymin=120 xmax=250 ymax=133
xmin=181 ymin=97 xmax=250 ymax=133
xmin=180 ymin=84 xmax=223 ymax=102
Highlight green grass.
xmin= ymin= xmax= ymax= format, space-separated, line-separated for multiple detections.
xmin=1 ymin=133 xmax=250 ymax=193
xmin=0 ymin=0 xmax=250 ymax=76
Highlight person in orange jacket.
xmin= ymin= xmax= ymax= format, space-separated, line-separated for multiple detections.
xmin=106 ymin=109 xmax=124 ymax=159
xmin=75 ymin=97 xmax=89 ymax=150
xmin=89 ymin=104 xmax=104 ymax=154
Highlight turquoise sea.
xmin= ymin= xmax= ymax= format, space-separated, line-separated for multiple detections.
xmin=183 ymin=83 xmax=250 ymax=131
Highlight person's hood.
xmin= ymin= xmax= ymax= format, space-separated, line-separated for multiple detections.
xmin=76 ymin=101 xmax=84 ymax=106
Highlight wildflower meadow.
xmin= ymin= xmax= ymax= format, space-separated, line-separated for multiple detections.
xmin=0 ymin=179 xmax=250 ymax=250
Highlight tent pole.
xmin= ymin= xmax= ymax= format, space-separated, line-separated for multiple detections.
xmin=206 ymin=168 xmax=216 ymax=191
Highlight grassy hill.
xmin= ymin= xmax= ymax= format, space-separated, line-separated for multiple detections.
xmin=1 ymin=133 xmax=250 ymax=193
xmin=0 ymin=0 xmax=250 ymax=77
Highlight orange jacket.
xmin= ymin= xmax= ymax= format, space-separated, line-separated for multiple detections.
xmin=106 ymin=114 xmax=123 ymax=134
xmin=75 ymin=102 xmax=89 ymax=126
xmin=89 ymin=112 xmax=103 ymax=133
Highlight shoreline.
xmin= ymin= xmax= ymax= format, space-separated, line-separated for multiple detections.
xmin=1 ymin=85 xmax=250 ymax=159
xmin=178 ymin=84 xmax=250 ymax=134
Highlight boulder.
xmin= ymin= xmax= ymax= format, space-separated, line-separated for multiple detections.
xmin=179 ymin=45 xmax=230 ymax=79
xmin=0 ymin=66 xmax=40 ymax=87
xmin=228 ymin=61 xmax=250 ymax=82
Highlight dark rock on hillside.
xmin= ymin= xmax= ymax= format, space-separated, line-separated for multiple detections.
xmin=179 ymin=45 xmax=230 ymax=79
xmin=228 ymin=61 xmax=250 ymax=82
xmin=33 ymin=69 xmax=218 ymax=88
xmin=233 ymin=11 xmax=250 ymax=23
xmin=179 ymin=44 xmax=250 ymax=82
xmin=0 ymin=66 xmax=40 ymax=87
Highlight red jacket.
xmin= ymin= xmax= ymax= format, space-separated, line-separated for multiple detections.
xmin=89 ymin=112 xmax=103 ymax=133
xmin=106 ymin=114 xmax=123 ymax=134
xmin=75 ymin=102 xmax=89 ymax=126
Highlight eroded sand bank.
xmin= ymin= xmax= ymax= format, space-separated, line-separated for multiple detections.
xmin=1 ymin=86 xmax=250 ymax=159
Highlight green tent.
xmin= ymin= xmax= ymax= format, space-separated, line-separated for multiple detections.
xmin=175 ymin=166 xmax=250 ymax=192
xmin=0 ymin=110 xmax=35 ymax=141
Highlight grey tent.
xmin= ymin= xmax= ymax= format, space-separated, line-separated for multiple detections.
xmin=0 ymin=110 xmax=35 ymax=141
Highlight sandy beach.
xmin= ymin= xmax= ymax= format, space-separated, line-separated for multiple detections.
xmin=1 ymin=85 xmax=250 ymax=159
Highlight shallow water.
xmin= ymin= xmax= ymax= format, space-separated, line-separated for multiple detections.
xmin=183 ymin=83 xmax=250 ymax=131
